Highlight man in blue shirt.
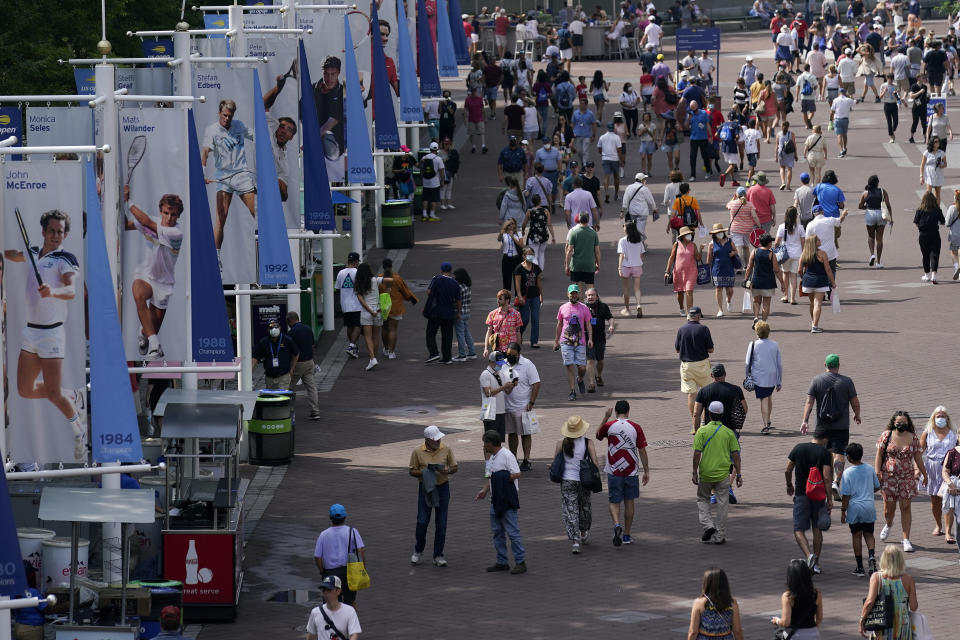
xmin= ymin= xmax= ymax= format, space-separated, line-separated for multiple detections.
xmin=287 ymin=311 xmax=320 ymax=420
xmin=811 ymin=169 xmax=844 ymax=217
xmin=497 ymin=136 xmax=527 ymax=185
xmin=424 ymin=262 xmax=462 ymax=364
xmin=686 ymin=100 xmax=714 ymax=181
xmin=535 ymin=139 xmax=562 ymax=196
xmin=570 ymin=100 xmax=598 ymax=164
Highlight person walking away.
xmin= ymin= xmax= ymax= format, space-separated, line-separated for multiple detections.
xmin=794 ymin=173 xmax=816 ymax=227
xmin=797 ymin=235 xmax=836 ymax=333
xmin=829 ymin=87 xmax=855 ymax=157
xmin=438 ymin=137 xmax=459 ymax=210
xmin=419 ymin=142 xmax=446 ymax=222
xmin=775 ymin=206 xmax=805 ymax=303
xmin=840 ymin=442 xmax=881 ymax=576
xmin=565 ymin=213 xmax=600 ymax=291
xmin=423 ymin=262 xmax=462 ymax=364
xmin=555 ymin=284 xmax=593 ymax=401
xmin=313 ymin=504 xmax=366 ymax=607
xmin=913 ymin=191 xmax=945 ymax=283
xmin=804 ymin=201 xmax=846 ymax=279
xmin=770 ymin=560 xmax=823 ymax=639
xmin=677 ymin=308 xmax=714 ymax=434
xmin=513 ymin=248 xmax=543 ymax=348
xmin=409 ymin=425 xmax=458 ymax=567
xmin=785 ymin=427 xmax=833 ymax=574
xmin=744 ymin=233 xmax=784 ymax=325
xmin=692 ymin=401 xmax=743 ymax=544
xmin=746 ymin=320 xmax=782 ymax=434
xmin=464 ymin=87 xmax=488 ymax=153
xmin=597 ymin=401 xmax=650 ymax=547
xmin=776 ymin=121 xmax=797 ymax=190
xmin=857 ymin=546 xmax=919 ymax=638
xmin=876 ymin=411 xmax=928 ymax=552
xmin=802 ymin=127 xmax=826 ymax=185
xmin=858 ymin=175 xmax=893 ymax=268
xmin=617 ymin=221 xmax=646 ymax=317
xmin=688 ymin=568 xmax=744 ymax=640
xmin=379 ymin=258 xmax=418 ymax=360
xmin=336 ymin=252 xmax=362 ymax=360
xmin=583 ymin=288 xmax=613 ymax=392
xmin=286 ymin=312 xmax=320 ymax=419
xmin=252 ymin=320 xmax=299 ymax=389
xmin=305 ymin=576 xmax=361 ymax=640
xmin=353 ymin=264 xmax=392 ymax=371
xmin=920 ymin=136 xmax=947 ymax=205
xmin=747 ymin=171 xmax=777 ymax=232
xmin=597 ymin=122 xmax=625 ymax=203
xmin=706 ymin=223 xmax=738 ymax=317
xmin=475 ymin=430 xmax=527 ymax=574
xmin=554 ymin=415 xmax=597 ymax=553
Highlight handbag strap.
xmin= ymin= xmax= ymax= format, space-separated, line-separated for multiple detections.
xmin=319 ymin=605 xmax=349 ymax=640
xmin=731 ymin=202 xmax=745 ymax=222
xmin=349 ymin=527 xmax=358 ymax=554
xmin=747 ymin=340 xmax=756 ymax=376
xmin=701 ymin=422 xmax=723 ymax=450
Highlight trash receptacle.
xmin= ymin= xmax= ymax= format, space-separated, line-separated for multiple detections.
xmin=382 ymin=200 xmax=414 ymax=249
xmin=412 ymin=168 xmax=422 ymax=188
xmin=248 ymin=391 xmax=295 ymax=465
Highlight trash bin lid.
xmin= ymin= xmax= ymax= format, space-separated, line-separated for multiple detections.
xmin=257 ymin=395 xmax=290 ymax=403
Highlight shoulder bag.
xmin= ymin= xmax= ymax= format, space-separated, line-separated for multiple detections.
xmin=486 ymin=310 xmax=510 ymax=352
xmin=772 ymin=628 xmax=796 ymax=640
xmin=862 ymin=580 xmax=894 ymax=631
xmin=773 ymin=241 xmax=789 ymax=263
xmin=743 ymin=340 xmax=757 ymax=391
xmin=695 ymin=250 xmax=711 ymax=285
xmin=578 ymin=442 xmax=603 ymax=493
xmin=729 ymin=395 xmax=747 ymax=431
xmin=345 ymin=528 xmax=370 ymax=591
xmin=319 ymin=606 xmax=350 ymax=640
xmin=549 ymin=449 xmax=565 ymax=483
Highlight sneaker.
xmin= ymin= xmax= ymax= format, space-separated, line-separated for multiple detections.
xmin=596 ymin=376 xmax=604 ymax=387
xmin=728 ymin=489 xmax=738 ymax=504
xmin=346 ymin=344 xmax=359 ymax=358
xmin=486 ymin=563 xmax=510 ymax=572
xmin=880 ymin=524 xmax=890 ymax=541
xmin=812 ymin=563 xmax=822 ymax=575
xmin=636 ymin=306 xmax=643 ymax=318
xmin=811 ymin=326 xmax=823 ymax=333
xmin=519 ymin=460 xmax=532 ymax=472
xmin=954 ymin=266 xmax=960 ymax=280
xmin=717 ymin=310 xmax=724 ymax=317
xmin=365 ymin=358 xmax=378 ymax=371
xmin=451 ymin=356 xmax=468 ymax=362
xmin=138 ymin=333 xmax=148 ymax=356
xmin=807 ymin=553 xmax=817 ymax=569
xmin=622 ymin=534 xmax=633 ymax=545
xmin=710 ymin=533 xmax=726 ymax=544
xmin=441 ymin=359 xmax=453 ymax=364
xmin=868 ymin=557 xmax=877 ymax=576
xmin=876 ymin=262 xmax=884 ymax=269
xmin=411 ymin=552 xmax=421 ymax=564
xmin=434 ymin=556 xmax=448 ymax=567
xmin=613 ymin=524 xmax=623 ymax=546
xmin=509 ymin=561 xmax=527 ymax=574
xmin=387 ymin=351 xmax=397 ymax=360
xmin=701 ymin=526 xmax=717 ymax=542
xmin=869 ymin=254 xmax=876 ymax=267
xmin=309 ymin=413 xmax=322 ymax=420
xmin=147 ymin=345 xmax=165 ymax=359
xmin=909 ymin=137 xmax=915 ymax=143
xmin=580 ymin=530 xmax=589 ymax=544
xmin=903 ymin=539 xmax=914 ymax=552
xmin=440 ymin=204 xmax=449 ymax=210
xmin=921 ymin=274 xmax=930 ymax=282
xmin=832 ymin=482 xmax=841 ymax=501
xmin=620 ymin=307 xmax=630 ymax=316
xmin=447 ymin=204 xmax=456 ymax=209
xmin=482 ymin=146 xmax=489 ymax=154
xmin=465 ymin=354 xmax=479 ymax=360
xmin=568 ymin=391 xmax=577 ymax=401
xmin=425 ymin=354 xmax=441 ymax=363
xmin=852 ymin=566 xmax=866 ymax=577
xmin=931 ymin=273 xmax=938 ymax=284
xmin=688 ymin=175 xmax=696 ymax=182
xmin=571 ymin=542 xmax=581 ymax=554
xmin=428 ymin=214 xmax=441 ymax=221
xmin=731 ymin=180 xmax=740 ymax=187
xmin=577 ymin=378 xmax=586 ymax=394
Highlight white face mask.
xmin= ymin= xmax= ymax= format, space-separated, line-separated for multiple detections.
xmin=684 ymin=234 xmax=694 ymax=242
xmin=269 ymin=328 xmax=280 ymax=338
xmin=717 ymin=233 xmax=727 ymax=240
xmin=545 ymin=143 xmax=552 ymax=149
xmin=935 ymin=416 xmax=948 ymax=428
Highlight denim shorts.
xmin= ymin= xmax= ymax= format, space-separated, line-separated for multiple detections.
xmin=607 ymin=474 xmax=640 ymax=502
xmin=484 ymin=86 xmax=499 ymax=101
xmin=864 ymin=209 xmax=886 ymax=226
xmin=747 ymin=152 xmax=758 ymax=167
xmin=639 ymin=141 xmax=657 ymax=154
xmin=560 ymin=343 xmax=586 ymax=366
xmin=833 ymin=117 xmax=849 ymax=136
xmin=793 ymin=494 xmax=831 ymax=532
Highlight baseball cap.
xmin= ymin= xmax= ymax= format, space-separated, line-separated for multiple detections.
xmin=800 ymin=172 xmax=810 ymax=183
xmin=400 ymin=144 xmax=411 ymax=152
xmin=568 ymin=160 xmax=579 ymax=167
xmin=607 ymin=122 xmax=615 ymax=130
xmin=635 ymin=172 xmax=648 ymax=181
xmin=424 ymin=425 xmax=445 ymax=440
xmin=812 ymin=204 xmax=823 ymax=214
xmin=711 ymin=363 xmax=726 ymax=376
xmin=160 ymin=606 xmax=180 ymax=624
xmin=567 ymin=284 xmax=580 ymax=293
xmin=562 ymin=21 xmax=569 ymax=27
xmin=656 ymin=53 xmax=664 ymax=60
xmin=584 ymin=160 xmax=595 ymax=168
xmin=440 ymin=261 xmax=453 ymax=272
xmin=488 ymin=350 xmax=505 ymax=363
xmin=736 ymin=186 xmax=747 ymax=196
xmin=687 ymin=306 xmax=702 ymax=317
xmin=347 ymin=251 xmax=360 ymax=262
xmin=429 ymin=141 xmax=439 ymax=150
xmin=509 ymin=135 xmax=518 ymax=142
xmin=707 ymin=401 xmax=724 ymax=414
xmin=825 ymin=353 xmax=840 ymax=368
xmin=329 ymin=503 xmax=347 ymax=519
xmin=745 ymin=55 xmax=754 ymax=61
xmin=320 ymin=575 xmax=342 ymax=590
xmin=521 ymin=139 xmax=529 ymax=146
xmin=838 ymin=87 xmax=847 ymax=93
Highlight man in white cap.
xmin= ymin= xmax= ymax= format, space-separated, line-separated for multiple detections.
xmin=692 ymin=400 xmax=742 ymax=544
xmin=305 ymin=575 xmax=361 ymax=640
xmin=408 ymin=425 xmax=458 ymax=566
xmin=837 ymin=48 xmax=857 ymax=95
xmin=620 ymin=172 xmax=657 ymax=234
xmin=419 ymin=141 xmax=446 ymax=221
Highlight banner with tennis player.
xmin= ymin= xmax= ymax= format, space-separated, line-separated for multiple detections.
xmin=192 ymin=67 xmax=258 ymax=283
xmin=119 ymin=108 xmax=189 ymax=361
xmin=2 ymin=160 xmax=87 ymax=464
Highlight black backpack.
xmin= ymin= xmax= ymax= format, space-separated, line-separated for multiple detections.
xmin=680 ymin=197 xmax=698 ymax=228
xmin=817 ymin=383 xmax=842 ymax=423
xmin=420 ymin=154 xmax=437 ymax=180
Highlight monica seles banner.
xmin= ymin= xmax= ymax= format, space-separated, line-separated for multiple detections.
xmin=25 ymin=107 xmax=94 ymax=147
xmin=192 ymin=66 xmax=259 ymax=283
xmin=2 ymin=161 xmax=87 ymax=464
xmin=119 ymin=108 xmax=190 ymax=361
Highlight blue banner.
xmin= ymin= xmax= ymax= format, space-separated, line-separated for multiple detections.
xmin=396 ymin=0 xmax=424 ymax=121
xmin=370 ymin=0 xmax=401 ymax=149
xmin=0 ymin=468 xmax=27 ymax=597
xmin=187 ymin=110 xmax=236 ymax=360
xmin=74 ymin=69 xmax=97 ymax=95
xmin=435 ymin=0 xmax=458 ymax=77
xmin=448 ymin=0 xmax=470 ymax=65
xmin=85 ymin=159 xmax=144 ymax=464
xmin=416 ymin=0 xmax=441 ymax=96
xmin=299 ymin=42 xmax=336 ymax=231
xmin=0 ymin=107 xmax=22 ymax=160
xmin=203 ymin=14 xmax=229 ymax=37
xmin=142 ymin=39 xmax=173 ymax=68
xmin=252 ymin=70 xmax=297 ymax=284
xmin=343 ymin=17 xmax=376 ymax=184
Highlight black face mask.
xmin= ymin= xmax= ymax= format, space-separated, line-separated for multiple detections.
xmin=896 ymin=425 xmax=907 ymax=433
xmin=506 ymin=354 xmax=519 ymax=365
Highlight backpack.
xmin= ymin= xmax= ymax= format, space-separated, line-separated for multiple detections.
xmin=719 ymin=123 xmax=733 ymax=142
xmin=558 ymin=28 xmax=571 ymax=49
xmin=680 ymin=197 xmax=698 ymax=228
xmin=801 ymin=77 xmax=814 ymax=96
xmin=537 ymin=85 xmax=549 ymax=104
xmin=496 ymin=188 xmax=508 ymax=210
xmin=782 ymin=132 xmax=796 ymax=155
xmin=805 ymin=465 xmax=827 ymax=502
xmin=557 ymin=84 xmax=573 ymax=109
xmin=817 ymin=382 xmax=842 ymax=423
xmin=664 ymin=89 xmax=679 ymax=105
xmin=420 ymin=154 xmax=437 ymax=181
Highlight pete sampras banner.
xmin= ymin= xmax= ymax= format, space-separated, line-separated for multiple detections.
xmin=2 ymin=161 xmax=87 ymax=464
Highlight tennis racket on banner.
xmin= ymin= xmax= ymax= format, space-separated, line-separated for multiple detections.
xmin=205 ymin=168 xmax=257 ymax=188
xmin=14 ymin=208 xmax=44 ymax=286
xmin=126 ymin=135 xmax=147 ymax=184
xmin=345 ymin=9 xmax=373 ymax=51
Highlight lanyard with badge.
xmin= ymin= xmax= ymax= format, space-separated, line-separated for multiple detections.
xmin=269 ymin=339 xmax=281 ymax=369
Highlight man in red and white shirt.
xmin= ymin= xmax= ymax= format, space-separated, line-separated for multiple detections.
xmin=596 ymin=400 xmax=650 ymax=546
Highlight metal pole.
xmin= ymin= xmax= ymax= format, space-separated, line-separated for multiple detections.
xmin=120 ymin=522 xmax=129 ymax=626
xmin=350 ymin=188 xmax=363 ymax=257
xmin=374 ymin=153 xmax=385 ymax=248
xmin=69 ymin=522 xmax=78 ymax=623
xmin=321 ymin=237 xmax=335 ymax=332
xmin=0 ymin=596 xmax=9 ymax=640
xmin=237 ymin=285 xmax=253 ymax=390
xmin=229 ymin=5 xmax=248 ymax=58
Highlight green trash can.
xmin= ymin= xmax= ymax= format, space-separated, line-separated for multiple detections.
xmin=248 ymin=391 xmax=295 ymax=465
xmin=382 ymin=200 xmax=414 ymax=249
xmin=412 ymin=168 xmax=422 ymax=188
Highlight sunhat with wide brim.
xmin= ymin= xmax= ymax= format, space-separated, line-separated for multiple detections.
xmin=709 ymin=222 xmax=729 ymax=235
xmin=561 ymin=415 xmax=590 ymax=438
xmin=676 ymin=226 xmax=696 ymax=237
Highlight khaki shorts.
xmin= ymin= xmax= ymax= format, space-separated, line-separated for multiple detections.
xmin=680 ymin=359 xmax=712 ymax=394
xmin=505 ymin=411 xmax=523 ymax=435
xmin=467 ymin=121 xmax=485 ymax=135
xmin=782 ymin=257 xmax=799 ymax=273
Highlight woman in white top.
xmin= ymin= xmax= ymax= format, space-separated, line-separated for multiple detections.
xmin=745 ymin=320 xmax=782 ymax=434
xmin=617 ymin=221 xmax=647 ymax=317
xmin=515 ymin=58 xmax=532 ymax=94
xmin=636 ymin=111 xmax=659 ymax=176
xmin=619 ymin=83 xmax=640 ymax=137
xmin=497 ymin=219 xmax=525 ymax=292
xmin=522 ymin=98 xmax=540 ymax=144
xmin=353 ymin=263 xmax=393 ymax=371
xmin=920 ymin=135 xmax=947 ymax=205
xmin=774 ymin=206 xmax=805 ymax=303
xmin=662 ymin=169 xmax=683 ymax=214
xmin=554 ymin=416 xmax=598 ymax=554
xmin=946 ymin=189 xmax=960 ymax=280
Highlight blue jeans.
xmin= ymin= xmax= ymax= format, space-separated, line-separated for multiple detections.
xmin=518 ymin=297 xmax=541 ymax=345
xmin=455 ymin=316 xmax=476 ymax=358
xmin=536 ymin=105 xmax=548 ymax=138
xmin=489 ymin=504 xmax=524 ymax=564
xmin=415 ymin=482 xmax=450 ymax=558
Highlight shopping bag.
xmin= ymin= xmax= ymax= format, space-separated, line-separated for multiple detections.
xmin=831 ymin=288 xmax=841 ymax=313
xmin=742 ymin=290 xmax=753 ymax=313
xmin=521 ymin=410 xmax=540 ymax=435
xmin=378 ymin=292 xmax=392 ymax=321
xmin=346 ymin=528 xmax=370 ymax=590
xmin=696 ymin=262 xmax=710 ymax=285
xmin=910 ymin=611 xmax=934 ymax=640
xmin=697 ymin=224 xmax=708 ymax=239
xmin=481 ymin=396 xmax=497 ymax=421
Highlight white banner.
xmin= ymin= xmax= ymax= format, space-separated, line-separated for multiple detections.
xmin=248 ymin=36 xmax=302 ymax=229
xmin=119 ymin=108 xmax=190 ymax=361
xmin=24 ymin=107 xmax=94 ymax=147
xmin=2 ymin=161 xmax=87 ymax=464
xmin=192 ymin=67 xmax=259 ymax=283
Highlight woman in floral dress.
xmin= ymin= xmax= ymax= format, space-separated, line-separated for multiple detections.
xmin=875 ymin=411 xmax=928 ymax=553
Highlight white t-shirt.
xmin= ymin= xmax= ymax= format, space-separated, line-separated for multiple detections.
xmin=806 ymin=50 xmax=828 ymax=76
xmin=335 ymin=267 xmax=361 ymax=313
xmin=523 ymin=106 xmax=539 ymax=131
xmin=805 ymin=215 xmax=842 ymax=260
xmin=503 ymin=355 xmax=540 ymax=413
xmin=480 ymin=367 xmax=507 ymax=414
xmin=420 ymin=153 xmax=445 ymax=188
xmin=423 ymin=99 xmax=440 ymax=119
xmin=597 ymin=131 xmax=623 ymax=161
xmin=681 ymin=55 xmax=700 ymax=76
xmin=569 ymin=19 xmax=585 ymax=35
xmin=699 ymin=56 xmax=714 ymax=76
xmin=617 ymin=236 xmax=646 ymax=267
xmin=837 ymin=57 xmax=858 ymax=82
xmin=485 ymin=446 xmax=521 ymax=490
xmin=644 ymin=22 xmax=662 ymax=47
xmin=361 ymin=276 xmax=383 ymax=314
xmin=202 ymin=119 xmax=253 ymax=178
xmin=622 ymin=182 xmax=656 ymax=219
xmin=133 ymin=218 xmax=183 ymax=285
xmin=599 ymin=418 xmax=643 ymax=476
xmin=831 ymin=95 xmax=855 ymax=119
xmin=775 ymin=222 xmax=806 ymax=260
xmin=306 ymin=603 xmax=361 ymax=640
xmin=526 ymin=19 xmax=539 ymax=37
xmin=25 ymin=248 xmax=79 ymax=325
xmin=562 ymin=437 xmax=586 ymax=481
xmin=742 ymin=127 xmax=762 ymax=154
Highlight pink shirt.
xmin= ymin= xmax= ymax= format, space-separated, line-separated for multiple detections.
xmin=557 ymin=301 xmax=592 ymax=346
xmin=746 ymin=184 xmax=776 ymax=224
xmin=465 ymin=95 xmax=485 ymax=123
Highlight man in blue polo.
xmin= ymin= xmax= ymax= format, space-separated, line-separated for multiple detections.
xmin=570 ymin=99 xmax=598 ymax=164
xmin=686 ymin=101 xmax=713 ymax=182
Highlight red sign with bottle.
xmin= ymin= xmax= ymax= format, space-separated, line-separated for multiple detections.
xmin=163 ymin=534 xmax=235 ymax=604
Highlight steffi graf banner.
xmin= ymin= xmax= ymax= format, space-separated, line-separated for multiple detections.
xmin=119 ymin=108 xmax=190 ymax=361
xmin=2 ymin=161 xmax=87 ymax=464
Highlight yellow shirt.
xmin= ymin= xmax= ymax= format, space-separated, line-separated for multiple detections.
xmin=409 ymin=443 xmax=457 ymax=485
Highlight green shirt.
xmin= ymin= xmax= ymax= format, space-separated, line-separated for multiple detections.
xmin=566 ymin=225 xmax=599 ymax=273
xmin=693 ymin=421 xmax=740 ymax=483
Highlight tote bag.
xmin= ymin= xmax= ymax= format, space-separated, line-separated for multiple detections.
xmin=346 ymin=528 xmax=370 ymax=591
